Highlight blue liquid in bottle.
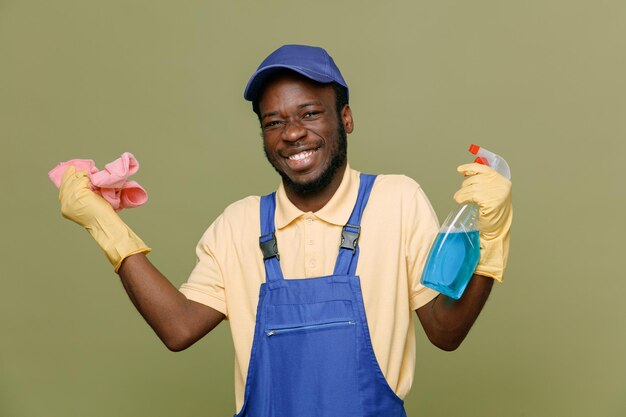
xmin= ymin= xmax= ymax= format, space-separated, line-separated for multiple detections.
xmin=421 ymin=230 xmax=480 ymax=299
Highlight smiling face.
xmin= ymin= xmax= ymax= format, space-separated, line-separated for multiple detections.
xmin=258 ymin=72 xmax=353 ymax=210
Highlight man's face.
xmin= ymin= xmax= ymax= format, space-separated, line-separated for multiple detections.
xmin=258 ymin=73 xmax=353 ymax=197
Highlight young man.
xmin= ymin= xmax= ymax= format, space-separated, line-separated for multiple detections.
xmin=58 ymin=45 xmax=512 ymax=416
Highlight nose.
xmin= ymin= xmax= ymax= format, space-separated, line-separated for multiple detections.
xmin=282 ymin=119 xmax=307 ymax=143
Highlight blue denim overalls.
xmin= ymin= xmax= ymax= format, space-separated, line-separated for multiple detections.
xmin=235 ymin=174 xmax=407 ymax=417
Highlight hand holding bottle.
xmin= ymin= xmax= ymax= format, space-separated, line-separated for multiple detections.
xmin=454 ymin=162 xmax=512 ymax=282
xmin=421 ymin=145 xmax=512 ymax=299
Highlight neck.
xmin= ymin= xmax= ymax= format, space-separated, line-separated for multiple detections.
xmin=284 ymin=162 xmax=347 ymax=212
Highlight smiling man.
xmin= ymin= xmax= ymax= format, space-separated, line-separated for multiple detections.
xmin=57 ymin=45 xmax=513 ymax=416
xmin=257 ymin=69 xmax=351 ymax=211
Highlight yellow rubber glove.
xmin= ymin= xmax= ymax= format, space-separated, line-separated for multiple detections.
xmin=453 ymin=163 xmax=512 ymax=282
xmin=59 ymin=166 xmax=151 ymax=272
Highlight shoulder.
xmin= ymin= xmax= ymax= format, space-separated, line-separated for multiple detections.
xmin=197 ymin=195 xmax=261 ymax=245
xmin=220 ymin=195 xmax=261 ymax=224
xmin=371 ymin=173 xmax=425 ymax=200
xmin=373 ymin=173 xmax=422 ymax=190
xmin=367 ymin=173 xmax=436 ymax=222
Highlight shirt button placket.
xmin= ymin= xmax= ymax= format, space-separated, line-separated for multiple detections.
xmin=304 ymin=215 xmax=318 ymax=276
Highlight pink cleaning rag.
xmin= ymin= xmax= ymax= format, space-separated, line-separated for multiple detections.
xmin=48 ymin=152 xmax=148 ymax=211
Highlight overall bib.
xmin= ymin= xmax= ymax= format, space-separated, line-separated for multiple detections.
xmin=235 ymin=174 xmax=407 ymax=417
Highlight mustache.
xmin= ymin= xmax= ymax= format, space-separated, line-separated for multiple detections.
xmin=289 ymin=128 xmax=325 ymax=150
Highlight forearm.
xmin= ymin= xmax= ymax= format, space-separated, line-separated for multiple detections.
xmin=117 ymin=253 xmax=224 ymax=351
xmin=56 ymin=168 xmax=224 ymax=349
xmin=416 ymin=160 xmax=511 ymax=350
xmin=417 ymin=274 xmax=493 ymax=351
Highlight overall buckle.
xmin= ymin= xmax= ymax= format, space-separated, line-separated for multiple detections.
xmin=340 ymin=224 xmax=360 ymax=251
xmin=259 ymin=233 xmax=279 ymax=260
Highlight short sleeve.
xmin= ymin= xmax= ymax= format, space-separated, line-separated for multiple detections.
xmin=406 ymin=186 xmax=440 ymax=310
xmin=179 ymin=215 xmax=228 ymax=317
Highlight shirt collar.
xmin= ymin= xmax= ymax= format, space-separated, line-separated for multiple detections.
xmin=275 ymin=164 xmax=360 ymax=229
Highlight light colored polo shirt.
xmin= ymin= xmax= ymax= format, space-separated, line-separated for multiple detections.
xmin=180 ymin=164 xmax=440 ymax=412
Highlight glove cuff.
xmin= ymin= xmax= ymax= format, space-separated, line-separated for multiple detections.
xmin=85 ymin=214 xmax=151 ymax=272
xmin=475 ymin=231 xmax=510 ymax=283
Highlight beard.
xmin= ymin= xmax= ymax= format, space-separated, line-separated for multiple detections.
xmin=264 ymin=122 xmax=347 ymax=196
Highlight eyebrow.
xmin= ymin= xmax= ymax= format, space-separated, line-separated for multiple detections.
xmin=260 ymin=111 xmax=278 ymax=121
xmin=298 ymin=102 xmax=322 ymax=109
xmin=260 ymin=102 xmax=323 ymax=121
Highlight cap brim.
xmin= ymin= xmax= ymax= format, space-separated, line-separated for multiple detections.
xmin=243 ymin=64 xmax=336 ymax=101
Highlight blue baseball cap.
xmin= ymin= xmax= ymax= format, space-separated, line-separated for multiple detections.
xmin=244 ymin=44 xmax=349 ymax=102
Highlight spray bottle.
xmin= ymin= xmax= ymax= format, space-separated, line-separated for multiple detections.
xmin=421 ymin=144 xmax=511 ymax=299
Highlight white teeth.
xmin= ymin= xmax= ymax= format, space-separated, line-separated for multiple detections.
xmin=289 ymin=150 xmax=314 ymax=161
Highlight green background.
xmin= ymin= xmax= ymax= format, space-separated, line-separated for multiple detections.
xmin=1 ymin=1 xmax=624 ymax=416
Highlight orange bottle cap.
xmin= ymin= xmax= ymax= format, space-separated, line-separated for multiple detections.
xmin=474 ymin=156 xmax=489 ymax=165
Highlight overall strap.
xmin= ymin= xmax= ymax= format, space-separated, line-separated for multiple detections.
xmin=259 ymin=193 xmax=284 ymax=282
xmin=333 ymin=173 xmax=377 ymax=276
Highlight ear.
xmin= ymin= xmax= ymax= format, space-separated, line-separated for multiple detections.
xmin=341 ymin=105 xmax=354 ymax=134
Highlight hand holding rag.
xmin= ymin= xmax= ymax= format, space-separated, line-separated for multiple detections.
xmin=54 ymin=158 xmax=151 ymax=272
xmin=58 ymin=166 xmax=151 ymax=271
xmin=48 ymin=152 xmax=147 ymax=211
xmin=453 ymin=163 xmax=513 ymax=282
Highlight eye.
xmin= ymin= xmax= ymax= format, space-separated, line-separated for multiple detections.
xmin=303 ymin=111 xmax=321 ymax=119
xmin=263 ymin=120 xmax=283 ymax=129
